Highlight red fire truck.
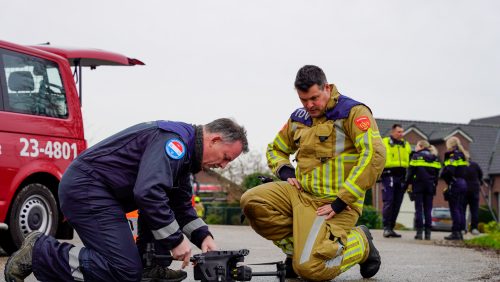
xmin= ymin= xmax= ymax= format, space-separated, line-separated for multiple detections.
xmin=0 ymin=40 xmax=144 ymax=254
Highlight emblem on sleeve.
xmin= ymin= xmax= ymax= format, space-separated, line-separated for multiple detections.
xmin=354 ymin=116 xmax=371 ymax=131
xmin=165 ymin=139 xmax=186 ymax=160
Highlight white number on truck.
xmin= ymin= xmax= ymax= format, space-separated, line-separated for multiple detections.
xmin=19 ymin=138 xmax=78 ymax=160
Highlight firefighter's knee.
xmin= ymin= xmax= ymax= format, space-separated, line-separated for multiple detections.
xmin=240 ymin=189 xmax=267 ymax=221
xmin=294 ymin=259 xmax=340 ymax=282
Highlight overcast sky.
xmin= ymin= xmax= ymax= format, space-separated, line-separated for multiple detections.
xmin=1 ymin=1 xmax=499 ymax=154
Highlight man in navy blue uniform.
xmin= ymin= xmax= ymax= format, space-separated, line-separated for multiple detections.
xmin=4 ymin=118 xmax=248 ymax=282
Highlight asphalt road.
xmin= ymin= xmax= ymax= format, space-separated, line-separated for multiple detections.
xmin=1 ymin=225 xmax=499 ymax=281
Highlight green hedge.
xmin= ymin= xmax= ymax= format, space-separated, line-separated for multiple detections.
xmin=357 ymin=205 xmax=382 ymax=229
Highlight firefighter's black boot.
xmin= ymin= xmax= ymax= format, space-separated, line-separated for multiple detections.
xmin=359 ymin=225 xmax=381 ymax=278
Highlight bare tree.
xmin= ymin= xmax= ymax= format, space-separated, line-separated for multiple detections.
xmin=215 ymin=150 xmax=270 ymax=184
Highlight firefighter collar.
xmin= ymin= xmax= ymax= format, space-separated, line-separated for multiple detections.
xmin=165 ymin=138 xmax=186 ymax=160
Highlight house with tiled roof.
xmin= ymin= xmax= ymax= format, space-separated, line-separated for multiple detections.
xmin=373 ymin=115 xmax=500 ymax=227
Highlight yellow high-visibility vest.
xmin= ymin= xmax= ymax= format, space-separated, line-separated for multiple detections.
xmin=382 ymin=137 xmax=411 ymax=168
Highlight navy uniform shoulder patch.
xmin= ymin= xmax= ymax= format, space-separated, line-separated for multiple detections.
xmin=165 ymin=138 xmax=186 ymax=160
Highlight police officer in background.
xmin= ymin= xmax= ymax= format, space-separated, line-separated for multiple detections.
xmin=405 ymin=140 xmax=441 ymax=240
xmin=441 ymin=136 xmax=469 ymax=240
xmin=381 ymin=124 xmax=412 ymax=238
xmin=464 ymin=159 xmax=484 ymax=235
xmin=241 ymin=65 xmax=386 ymax=281
xmin=5 ymin=118 xmax=248 ymax=282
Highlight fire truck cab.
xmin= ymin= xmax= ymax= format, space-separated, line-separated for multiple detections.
xmin=0 ymin=40 xmax=143 ymax=254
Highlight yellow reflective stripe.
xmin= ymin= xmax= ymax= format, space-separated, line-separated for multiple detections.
xmin=355 ymin=198 xmax=365 ymax=207
xmin=340 ymin=230 xmax=365 ymax=272
xmin=274 ymin=135 xmax=290 ymax=153
xmin=349 ymin=129 xmax=374 ymax=183
xmin=313 ymin=168 xmax=322 ymax=195
xmin=444 ymin=159 xmax=469 ymax=166
xmin=345 ymin=179 xmax=363 ymax=198
xmin=409 ymin=159 xmax=442 ymax=169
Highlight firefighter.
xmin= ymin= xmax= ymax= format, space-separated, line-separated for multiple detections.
xmin=405 ymin=140 xmax=441 ymax=240
xmin=441 ymin=136 xmax=469 ymax=240
xmin=381 ymin=124 xmax=412 ymax=238
xmin=241 ymin=65 xmax=386 ymax=281
xmin=4 ymin=118 xmax=248 ymax=282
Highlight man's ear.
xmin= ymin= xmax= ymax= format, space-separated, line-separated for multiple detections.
xmin=210 ymin=134 xmax=223 ymax=144
xmin=324 ymin=83 xmax=331 ymax=93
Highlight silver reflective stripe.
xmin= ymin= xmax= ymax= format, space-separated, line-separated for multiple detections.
xmin=300 ymin=216 xmax=325 ymax=264
xmin=325 ymin=241 xmax=344 ymax=268
xmin=69 ymin=246 xmax=84 ymax=281
xmin=335 ymin=120 xmax=345 ymax=157
xmin=350 ymin=132 xmax=370 ymax=180
xmin=345 ymin=180 xmax=363 ymax=198
xmin=336 ymin=157 xmax=343 ymax=191
xmin=182 ymin=218 xmax=207 ymax=239
xmin=152 ymin=220 xmax=180 ymax=240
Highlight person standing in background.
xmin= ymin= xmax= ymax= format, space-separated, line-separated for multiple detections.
xmin=381 ymin=124 xmax=412 ymax=238
xmin=405 ymin=140 xmax=441 ymax=240
xmin=441 ymin=137 xmax=469 ymax=240
xmin=464 ymin=159 xmax=484 ymax=235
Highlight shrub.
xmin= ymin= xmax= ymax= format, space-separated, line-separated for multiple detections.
xmin=478 ymin=205 xmax=497 ymax=224
xmin=205 ymin=213 xmax=223 ymax=225
xmin=357 ymin=205 xmax=382 ymax=229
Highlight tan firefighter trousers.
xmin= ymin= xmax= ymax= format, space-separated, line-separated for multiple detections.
xmin=240 ymin=181 xmax=369 ymax=281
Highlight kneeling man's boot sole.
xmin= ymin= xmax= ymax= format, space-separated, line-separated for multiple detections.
xmin=4 ymin=231 xmax=42 ymax=282
xmin=359 ymin=225 xmax=381 ymax=278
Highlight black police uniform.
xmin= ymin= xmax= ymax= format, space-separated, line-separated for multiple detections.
xmin=463 ymin=161 xmax=483 ymax=232
xmin=405 ymin=148 xmax=441 ymax=239
xmin=31 ymin=121 xmax=211 ymax=281
xmin=441 ymin=149 xmax=468 ymax=240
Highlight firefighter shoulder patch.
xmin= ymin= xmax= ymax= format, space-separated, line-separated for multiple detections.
xmin=354 ymin=116 xmax=371 ymax=131
xmin=165 ymin=138 xmax=186 ymax=160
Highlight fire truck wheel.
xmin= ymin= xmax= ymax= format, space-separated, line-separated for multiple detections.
xmin=0 ymin=183 xmax=58 ymax=254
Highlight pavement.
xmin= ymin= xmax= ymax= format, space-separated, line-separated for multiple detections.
xmin=1 ymin=225 xmax=499 ymax=281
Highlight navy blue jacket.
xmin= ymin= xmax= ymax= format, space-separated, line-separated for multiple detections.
xmin=465 ymin=161 xmax=483 ymax=191
xmin=73 ymin=121 xmax=210 ymax=249
xmin=405 ymin=149 xmax=441 ymax=194
xmin=440 ymin=149 xmax=468 ymax=185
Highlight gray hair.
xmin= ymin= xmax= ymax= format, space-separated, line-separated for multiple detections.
xmin=204 ymin=118 xmax=249 ymax=153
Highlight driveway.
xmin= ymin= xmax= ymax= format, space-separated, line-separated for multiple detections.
xmin=1 ymin=226 xmax=499 ymax=281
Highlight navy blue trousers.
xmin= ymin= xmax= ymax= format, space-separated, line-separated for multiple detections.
xmin=447 ymin=179 xmax=467 ymax=233
xmin=462 ymin=190 xmax=480 ymax=230
xmin=32 ymin=163 xmax=142 ymax=282
xmin=381 ymin=176 xmax=406 ymax=229
xmin=413 ymin=193 xmax=434 ymax=229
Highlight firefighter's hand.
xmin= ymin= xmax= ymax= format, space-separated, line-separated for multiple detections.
xmin=172 ymin=238 xmax=192 ymax=269
xmin=287 ymin=178 xmax=302 ymax=191
xmin=201 ymin=236 xmax=217 ymax=253
xmin=317 ymin=204 xmax=351 ymax=220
